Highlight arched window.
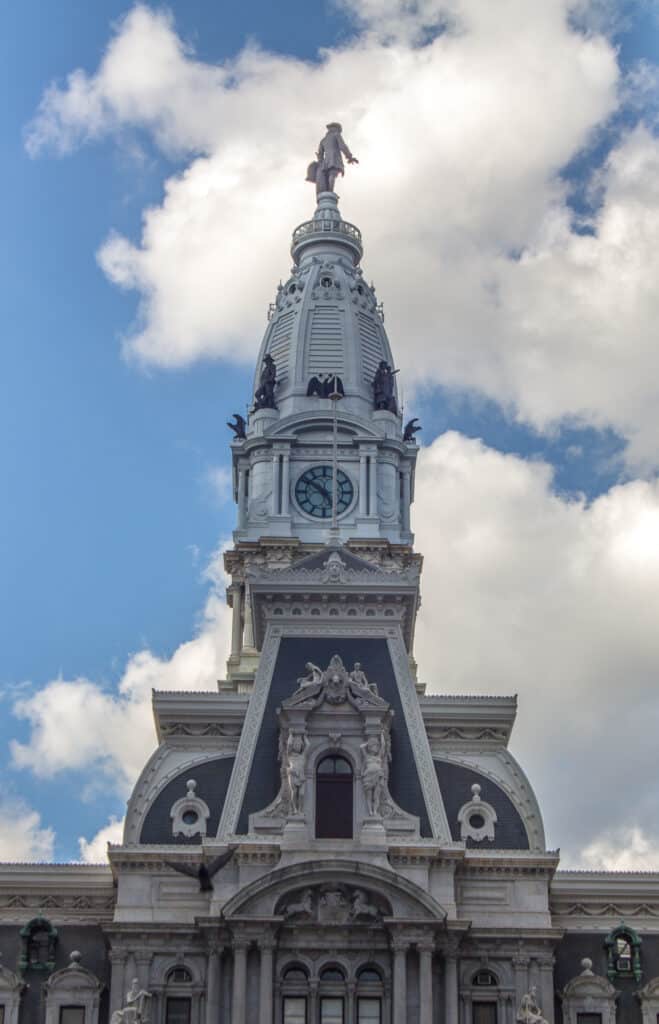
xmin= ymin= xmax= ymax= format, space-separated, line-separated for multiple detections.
xmin=165 ymin=965 xmax=192 ymax=1024
xmin=319 ymin=966 xmax=346 ymax=1024
xmin=605 ymin=924 xmax=641 ymax=981
xmin=473 ymin=970 xmax=498 ymax=987
xmin=315 ymin=756 xmax=353 ymax=839
xmin=19 ymin=918 xmax=57 ymax=973
xmin=282 ymin=965 xmax=309 ymax=1024
xmin=356 ymin=966 xmax=383 ymax=1023
xmin=470 ymin=969 xmax=499 ymax=1024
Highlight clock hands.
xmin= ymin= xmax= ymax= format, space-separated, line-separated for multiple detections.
xmin=308 ymin=478 xmax=332 ymax=505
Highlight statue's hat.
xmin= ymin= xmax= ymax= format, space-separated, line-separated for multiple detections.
xmin=326 ymin=121 xmax=342 ymax=131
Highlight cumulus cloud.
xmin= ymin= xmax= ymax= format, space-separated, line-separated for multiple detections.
xmin=573 ymin=826 xmax=659 ymax=871
xmin=0 ymin=798 xmax=56 ymax=862
xmin=78 ymin=816 xmax=124 ymax=863
xmin=11 ymin=551 xmax=232 ymax=797
xmin=31 ymin=3 xmax=659 ymax=465
xmin=413 ymin=433 xmax=659 ymax=864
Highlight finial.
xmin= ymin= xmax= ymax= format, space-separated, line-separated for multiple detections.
xmin=69 ymin=951 xmax=82 ymax=965
xmin=471 ymin=783 xmax=482 ymax=801
xmin=581 ymin=958 xmax=593 ymax=974
xmin=186 ymin=780 xmax=197 ymax=797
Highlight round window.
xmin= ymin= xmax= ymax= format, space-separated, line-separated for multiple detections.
xmin=469 ymin=813 xmax=485 ymax=830
xmin=182 ymin=810 xmax=198 ymax=826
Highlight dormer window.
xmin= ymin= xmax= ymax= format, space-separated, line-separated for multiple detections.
xmin=605 ymin=924 xmax=641 ymax=982
xmin=19 ymin=918 xmax=57 ymax=973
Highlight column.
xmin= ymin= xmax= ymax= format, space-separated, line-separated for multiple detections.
xmin=368 ymin=454 xmax=377 ymax=516
xmin=206 ymin=946 xmax=221 ymax=1024
xmin=231 ymin=940 xmax=248 ymax=1024
xmin=392 ymin=939 xmax=408 ymax=1022
xmin=242 ymin=583 xmax=255 ymax=650
xmin=513 ymin=954 xmax=529 ymax=1008
xmin=309 ymin=982 xmax=318 ymax=1024
xmin=271 ymin=454 xmax=281 ymax=516
xmin=359 ymin=452 xmax=368 ymax=515
xmin=258 ymin=939 xmax=275 ymax=1024
xmin=237 ymin=467 xmax=247 ymax=529
xmin=109 ymin=949 xmax=127 ymax=1017
xmin=347 ymin=982 xmax=356 ymax=1024
xmin=229 ymin=584 xmax=243 ymax=658
xmin=537 ymin=956 xmax=556 ymax=1024
xmin=401 ymin=468 xmax=411 ymax=533
xmin=134 ymin=953 xmax=152 ymax=991
xmin=419 ymin=942 xmax=434 ymax=1024
xmin=281 ymin=453 xmax=290 ymax=515
xmin=444 ymin=950 xmax=459 ymax=1024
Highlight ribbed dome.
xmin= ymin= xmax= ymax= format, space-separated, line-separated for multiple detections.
xmin=251 ymin=193 xmax=398 ymax=425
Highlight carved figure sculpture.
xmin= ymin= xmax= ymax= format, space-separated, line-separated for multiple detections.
xmin=164 ymin=848 xmax=236 ymax=892
xmin=307 ymin=123 xmax=359 ymax=196
xmin=252 ymin=354 xmax=277 ymax=412
xmin=297 ymin=662 xmax=323 ymax=688
xmin=111 ymin=979 xmax=152 ymax=1024
xmin=286 ymin=732 xmax=309 ymax=815
xmin=226 ymin=413 xmax=247 ymax=439
xmin=350 ymin=889 xmax=380 ymax=921
xmin=361 ymin=733 xmax=387 ymax=817
xmin=403 ymin=417 xmax=421 ymax=442
xmin=349 ymin=663 xmax=370 ymax=691
xmin=284 ymin=888 xmax=314 ymax=919
xmin=373 ymin=360 xmax=398 ymax=414
xmin=516 ymin=988 xmax=549 ymax=1024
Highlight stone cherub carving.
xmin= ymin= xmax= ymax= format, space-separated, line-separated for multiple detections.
xmin=516 ymin=987 xmax=549 ymax=1024
xmin=306 ymin=122 xmax=359 ymax=196
xmin=111 ymin=979 xmax=152 ymax=1024
xmin=361 ymin=731 xmax=388 ymax=817
xmin=286 ymin=732 xmax=310 ymax=815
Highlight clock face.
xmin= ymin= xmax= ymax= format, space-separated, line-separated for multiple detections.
xmin=295 ymin=465 xmax=354 ymax=519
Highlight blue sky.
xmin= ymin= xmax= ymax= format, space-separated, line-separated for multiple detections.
xmin=3 ymin=0 xmax=659 ymax=865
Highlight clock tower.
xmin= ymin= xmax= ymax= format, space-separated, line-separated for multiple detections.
xmin=224 ymin=189 xmax=421 ymax=687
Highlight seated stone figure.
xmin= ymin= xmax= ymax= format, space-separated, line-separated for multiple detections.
xmin=111 ymin=980 xmax=152 ymax=1024
xmin=516 ymin=988 xmax=548 ymax=1024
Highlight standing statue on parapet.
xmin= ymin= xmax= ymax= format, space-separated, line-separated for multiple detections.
xmin=373 ymin=360 xmax=399 ymax=414
xmin=252 ymin=354 xmax=277 ymax=412
xmin=306 ymin=122 xmax=359 ymax=196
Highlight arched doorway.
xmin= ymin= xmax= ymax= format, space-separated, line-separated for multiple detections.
xmin=315 ymin=755 xmax=353 ymax=838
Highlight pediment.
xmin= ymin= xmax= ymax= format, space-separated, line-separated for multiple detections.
xmin=222 ymin=859 xmax=447 ymax=923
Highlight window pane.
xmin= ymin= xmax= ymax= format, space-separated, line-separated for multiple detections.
xmin=60 ymin=1008 xmax=85 ymax=1024
xmin=357 ymin=969 xmax=381 ymax=983
xmin=283 ymin=997 xmax=306 ymax=1024
xmin=0 ymin=1005 xmax=5 ymax=1024
xmin=577 ymin=1016 xmax=602 ymax=1024
xmin=358 ymin=998 xmax=381 ymax=1023
xmin=320 ymin=968 xmax=345 ymax=982
xmin=473 ymin=1004 xmax=497 ymax=1024
xmin=165 ymin=998 xmax=191 ymax=1024
xmin=320 ymin=997 xmax=344 ymax=1024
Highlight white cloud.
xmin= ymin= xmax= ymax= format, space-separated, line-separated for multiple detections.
xmin=78 ymin=816 xmax=124 ymax=863
xmin=34 ymin=4 xmax=659 ymax=464
xmin=0 ymin=798 xmax=56 ymax=862
xmin=11 ymin=552 xmax=232 ymax=797
xmin=573 ymin=826 xmax=659 ymax=871
xmin=412 ymin=433 xmax=659 ymax=863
